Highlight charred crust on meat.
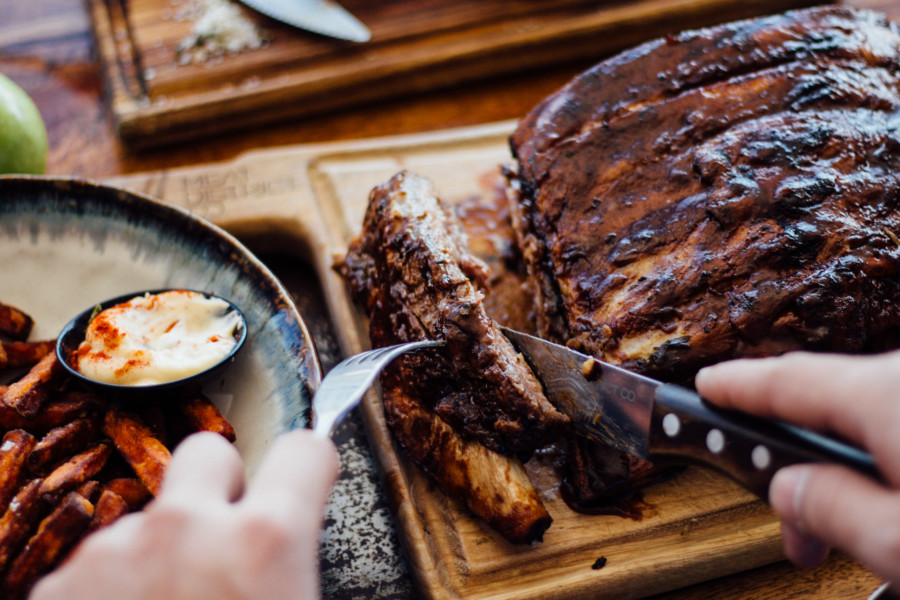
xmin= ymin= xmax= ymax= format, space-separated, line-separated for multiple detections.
xmin=339 ymin=171 xmax=564 ymax=543
xmin=508 ymin=6 xmax=900 ymax=386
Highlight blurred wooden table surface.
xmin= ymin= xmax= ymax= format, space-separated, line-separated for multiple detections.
xmin=1 ymin=1 xmax=897 ymax=599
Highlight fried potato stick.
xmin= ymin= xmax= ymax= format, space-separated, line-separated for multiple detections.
xmin=87 ymin=489 xmax=129 ymax=533
xmin=28 ymin=418 xmax=96 ymax=472
xmin=3 ymin=491 xmax=94 ymax=600
xmin=0 ymin=391 xmax=102 ymax=432
xmin=2 ymin=353 xmax=64 ymax=419
xmin=74 ymin=480 xmax=101 ymax=504
xmin=180 ymin=393 xmax=236 ymax=442
xmin=102 ymin=477 xmax=151 ymax=510
xmin=103 ymin=406 xmax=171 ymax=496
xmin=0 ymin=479 xmax=45 ymax=575
xmin=0 ymin=430 xmax=37 ymax=513
xmin=0 ymin=302 xmax=34 ymax=341
xmin=0 ymin=340 xmax=55 ymax=369
xmin=38 ymin=443 xmax=111 ymax=503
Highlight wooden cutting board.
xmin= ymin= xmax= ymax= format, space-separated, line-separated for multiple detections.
xmin=104 ymin=120 xmax=787 ymax=600
xmin=87 ymin=0 xmax=822 ymax=148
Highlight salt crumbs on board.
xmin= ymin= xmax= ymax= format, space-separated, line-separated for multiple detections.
xmin=169 ymin=0 xmax=270 ymax=65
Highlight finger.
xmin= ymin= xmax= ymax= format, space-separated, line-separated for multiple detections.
xmin=29 ymin=513 xmax=147 ymax=600
xmin=157 ymin=431 xmax=246 ymax=505
xmin=241 ymin=429 xmax=339 ymax=524
xmin=771 ymin=464 xmax=900 ymax=583
xmin=695 ymin=351 xmax=900 ymax=455
xmin=779 ymin=520 xmax=830 ymax=568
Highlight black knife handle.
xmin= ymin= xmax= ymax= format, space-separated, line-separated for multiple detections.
xmin=647 ymin=384 xmax=882 ymax=499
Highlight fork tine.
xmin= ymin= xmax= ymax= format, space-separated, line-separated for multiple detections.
xmin=311 ymin=339 xmax=443 ymax=438
xmin=343 ymin=351 xmax=373 ymax=365
xmin=368 ymin=346 xmax=401 ymax=361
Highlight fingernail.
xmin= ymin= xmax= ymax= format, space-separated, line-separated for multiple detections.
xmin=770 ymin=465 xmax=811 ymax=527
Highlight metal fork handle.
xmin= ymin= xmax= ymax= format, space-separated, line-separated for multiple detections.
xmin=312 ymin=340 xmax=444 ymax=438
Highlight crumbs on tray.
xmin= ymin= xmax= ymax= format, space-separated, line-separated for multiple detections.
xmin=167 ymin=0 xmax=270 ymax=65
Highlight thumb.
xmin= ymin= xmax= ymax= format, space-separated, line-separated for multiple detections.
xmin=771 ymin=464 xmax=900 ymax=583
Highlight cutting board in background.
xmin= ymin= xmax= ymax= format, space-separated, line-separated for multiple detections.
xmin=106 ymin=121 xmax=791 ymax=600
xmin=87 ymin=0 xmax=822 ymax=148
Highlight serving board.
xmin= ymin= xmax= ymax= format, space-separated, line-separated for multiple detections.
xmin=103 ymin=121 xmax=791 ymax=600
xmin=86 ymin=0 xmax=822 ymax=148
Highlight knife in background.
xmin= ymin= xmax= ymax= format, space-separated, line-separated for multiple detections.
xmin=237 ymin=0 xmax=371 ymax=43
xmin=502 ymin=327 xmax=882 ymax=499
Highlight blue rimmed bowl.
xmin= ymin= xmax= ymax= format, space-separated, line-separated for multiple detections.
xmin=0 ymin=175 xmax=322 ymax=474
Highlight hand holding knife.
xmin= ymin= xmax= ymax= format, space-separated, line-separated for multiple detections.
xmin=501 ymin=327 xmax=881 ymax=499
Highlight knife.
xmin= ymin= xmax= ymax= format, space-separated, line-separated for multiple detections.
xmin=501 ymin=327 xmax=882 ymax=499
xmin=237 ymin=0 xmax=371 ymax=43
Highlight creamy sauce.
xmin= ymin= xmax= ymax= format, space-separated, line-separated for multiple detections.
xmin=75 ymin=290 xmax=242 ymax=386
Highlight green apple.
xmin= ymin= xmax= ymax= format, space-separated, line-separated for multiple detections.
xmin=0 ymin=73 xmax=48 ymax=175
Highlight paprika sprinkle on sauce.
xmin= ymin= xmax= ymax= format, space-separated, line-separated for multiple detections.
xmin=75 ymin=290 xmax=242 ymax=386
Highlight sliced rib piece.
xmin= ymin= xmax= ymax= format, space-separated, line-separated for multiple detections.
xmin=340 ymin=171 xmax=566 ymax=542
xmin=341 ymin=170 xmax=567 ymax=458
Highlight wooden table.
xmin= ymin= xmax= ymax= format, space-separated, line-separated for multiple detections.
xmin=1 ymin=1 xmax=897 ymax=598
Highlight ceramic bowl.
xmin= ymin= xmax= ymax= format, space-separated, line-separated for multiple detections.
xmin=0 ymin=175 xmax=322 ymax=474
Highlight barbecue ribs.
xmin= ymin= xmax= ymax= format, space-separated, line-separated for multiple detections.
xmin=339 ymin=171 xmax=565 ymax=543
xmin=339 ymin=5 xmax=900 ymax=541
xmin=508 ymin=5 xmax=900 ymax=383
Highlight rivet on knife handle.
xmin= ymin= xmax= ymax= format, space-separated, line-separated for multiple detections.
xmin=647 ymin=384 xmax=882 ymax=499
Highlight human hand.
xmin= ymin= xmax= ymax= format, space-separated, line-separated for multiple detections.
xmin=695 ymin=350 xmax=900 ymax=585
xmin=29 ymin=428 xmax=339 ymax=600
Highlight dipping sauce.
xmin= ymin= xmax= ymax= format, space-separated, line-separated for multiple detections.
xmin=75 ymin=290 xmax=243 ymax=386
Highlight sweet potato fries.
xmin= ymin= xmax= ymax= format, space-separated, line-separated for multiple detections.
xmin=0 ymin=300 xmax=237 ymax=599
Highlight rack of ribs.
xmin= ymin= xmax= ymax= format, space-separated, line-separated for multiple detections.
xmin=508 ymin=5 xmax=900 ymax=384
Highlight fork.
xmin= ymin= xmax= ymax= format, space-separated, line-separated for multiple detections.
xmin=311 ymin=339 xmax=445 ymax=438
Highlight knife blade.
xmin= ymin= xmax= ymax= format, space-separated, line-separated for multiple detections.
xmin=237 ymin=0 xmax=371 ymax=43
xmin=501 ymin=327 xmax=881 ymax=498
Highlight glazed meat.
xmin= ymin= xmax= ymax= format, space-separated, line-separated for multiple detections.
xmin=341 ymin=170 xmax=567 ymax=457
xmin=508 ymin=6 xmax=900 ymax=383
xmin=378 ymin=368 xmax=553 ymax=543
xmin=340 ymin=5 xmax=900 ymax=539
xmin=339 ymin=171 xmax=566 ymax=542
